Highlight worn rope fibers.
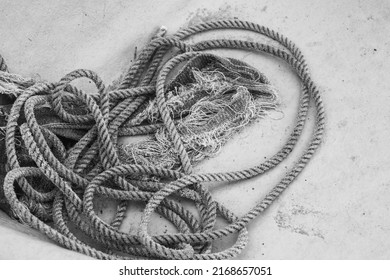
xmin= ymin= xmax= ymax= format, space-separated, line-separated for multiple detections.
xmin=0 ymin=19 xmax=325 ymax=259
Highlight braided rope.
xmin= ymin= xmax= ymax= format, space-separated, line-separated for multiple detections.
xmin=0 ymin=19 xmax=325 ymax=259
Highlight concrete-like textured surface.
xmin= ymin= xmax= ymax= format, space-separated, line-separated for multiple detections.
xmin=1 ymin=0 xmax=390 ymax=259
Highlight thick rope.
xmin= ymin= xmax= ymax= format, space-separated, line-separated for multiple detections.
xmin=0 ymin=19 xmax=325 ymax=260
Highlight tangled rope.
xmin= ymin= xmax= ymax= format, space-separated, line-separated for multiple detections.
xmin=0 ymin=19 xmax=325 ymax=260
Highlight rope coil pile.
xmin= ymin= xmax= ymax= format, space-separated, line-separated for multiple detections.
xmin=0 ymin=19 xmax=325 ymax=259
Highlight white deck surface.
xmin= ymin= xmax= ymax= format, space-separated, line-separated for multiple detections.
xmin=0 ymin=0 xmax=389 ymax=259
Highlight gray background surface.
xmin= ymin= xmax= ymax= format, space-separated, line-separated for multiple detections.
xmin=0 ymin=0 xmax=389 ymax=259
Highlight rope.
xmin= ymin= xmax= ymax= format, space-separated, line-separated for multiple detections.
xmin=0 ymin=19 xmax=325 ymax=260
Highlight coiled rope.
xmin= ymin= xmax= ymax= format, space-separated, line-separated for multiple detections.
xmin=0 ymin=19 xmax=325 ymax=259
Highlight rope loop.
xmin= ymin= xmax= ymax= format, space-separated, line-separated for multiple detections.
xmin=51 ymin=69 xmax=106 ymax=124
xmin=0 ymin=19 xmax=325 ymax=260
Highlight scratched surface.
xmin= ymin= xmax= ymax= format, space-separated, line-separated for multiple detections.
xmin=0 ymin=0 xmax=390 ymax=259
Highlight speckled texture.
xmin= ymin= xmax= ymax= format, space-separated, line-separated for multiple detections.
xmin=0 ymin=0 xmax=390 ymax=259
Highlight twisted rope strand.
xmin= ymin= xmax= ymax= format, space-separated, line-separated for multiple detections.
xmin=0 ymin=19 xmax=325 ymax=260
